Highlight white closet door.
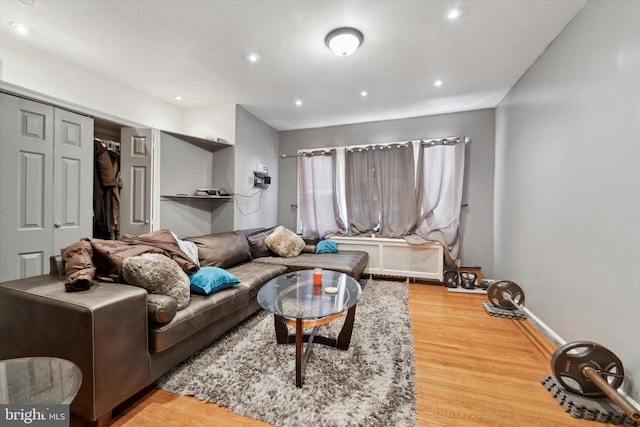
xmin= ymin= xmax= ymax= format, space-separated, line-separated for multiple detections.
xmin=0 ymin=94 xmax=54 ymax=281
xmin=120 ymin=127 xmax=153 ymax=236
xmin=52 ymin=108 xmax=93 ymax=255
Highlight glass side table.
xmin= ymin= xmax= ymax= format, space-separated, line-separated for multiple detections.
xmin=0 ymin=357 xmax=82 ymax=404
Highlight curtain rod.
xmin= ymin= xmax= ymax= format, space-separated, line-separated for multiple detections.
xmin=420 ymin=136 xmax=470 ymax=146
xmin=280 ymin=136 xmax=470 ymax=158
xmin=281 ymin=149 xmax=334 ymax=159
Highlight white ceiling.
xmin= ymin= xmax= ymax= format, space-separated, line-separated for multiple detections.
xmin=0 ymin=0 xmax=586 ymax=131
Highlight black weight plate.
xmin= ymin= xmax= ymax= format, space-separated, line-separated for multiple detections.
xmin=551 ymin=341 xmax=624 ymax=398
xmin=487 ymin=280 xmax=524 ymax=310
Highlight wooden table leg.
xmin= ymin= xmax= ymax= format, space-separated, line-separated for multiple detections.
xmin=337 ymin=305 xmax=357 ymax=350
xmin=274 ymin=315 xmax=289 ymax=344
xmin=273 ymin=306 xmax=357 ymax=387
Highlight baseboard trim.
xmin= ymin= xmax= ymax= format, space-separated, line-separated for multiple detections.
xmin=516 ymin=306 xmax=640 ymax=411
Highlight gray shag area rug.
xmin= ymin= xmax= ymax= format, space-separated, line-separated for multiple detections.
xmin=156 ymin=279 xmax=417 ymax=427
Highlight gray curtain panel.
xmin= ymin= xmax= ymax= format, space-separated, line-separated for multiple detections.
xmin=345 ymin=147 xmax=379 ymax=234
xmin=374 ymin=142 xmax=417 ymax=237
xmin=345 ymin=143 xmax=417 ymax=237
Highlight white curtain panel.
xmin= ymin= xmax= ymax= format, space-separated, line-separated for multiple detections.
xmin=298 ymin=151 xmax=344 ymax=238
xmin=415 ymin=143 xmax=466 ymax=259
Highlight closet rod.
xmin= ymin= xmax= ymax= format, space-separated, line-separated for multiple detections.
xmin=94 ymin=137 xmax=121 ymax=152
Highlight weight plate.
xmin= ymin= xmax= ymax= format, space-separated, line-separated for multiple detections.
xmin=551 ymin=341 xmax=624 ymax=398
xmin=460 ymin=272 xmax=477 ymax=289
xmin=487 ymin=280 xmax=524 ymax=310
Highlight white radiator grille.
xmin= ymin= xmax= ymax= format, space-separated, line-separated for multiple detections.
xmin=330 ymin=236 xmax=443 ymax=281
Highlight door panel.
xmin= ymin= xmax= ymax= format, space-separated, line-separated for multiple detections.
xmin=120 ymin=127 xmax=152 ymax=236
xmin=19 ymin=252 xmax=45 ymax=278
xmin=20 ymin=151 xmax=47 ymax=229
xmin=0 ymin=93 xmax=54 ymax=281
xmin=53 ymin=108 xmax=93 ymax=254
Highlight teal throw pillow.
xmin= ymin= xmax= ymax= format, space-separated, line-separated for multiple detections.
xmin=189 ymin=267 xmax=240 ymax=295
xmin=316 ymin=240 xmax=338 ymax=254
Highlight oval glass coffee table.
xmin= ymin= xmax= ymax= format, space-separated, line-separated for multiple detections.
xmin=257 ymin=269 xmax=362 ymax=387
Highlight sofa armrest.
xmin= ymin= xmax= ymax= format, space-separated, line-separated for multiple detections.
xmin=0 ymin=275 xmax=149 ymax=423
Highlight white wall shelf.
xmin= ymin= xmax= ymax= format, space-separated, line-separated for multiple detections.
xmin=161 ymin=195 xmax=232 ymax=200
xmin=162 ymin=131 xmax=230 ymax=152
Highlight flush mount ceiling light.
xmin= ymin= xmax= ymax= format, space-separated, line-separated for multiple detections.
xmin=247 ymin=53 xmax=260 ymax=63
xmin=11 ymin=22 xmax=32 ymax=35
xmin=325 ymin=27 xmax=364 ymax=56
xmin=445 ymin=8 xmax=463 ymax=21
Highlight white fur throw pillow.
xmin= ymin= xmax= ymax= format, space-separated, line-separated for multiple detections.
xmin=122 ymin=253 xmax=190 ymax=310
xmin=264 ymin=226 xmax=305 ymax=258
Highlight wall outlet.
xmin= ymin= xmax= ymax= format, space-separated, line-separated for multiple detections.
xmin=256 ymin=163 xmax=267 ymax=173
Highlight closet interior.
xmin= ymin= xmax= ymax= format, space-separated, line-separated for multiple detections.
xmin=93 ymin=117 xmax=123 ymax=240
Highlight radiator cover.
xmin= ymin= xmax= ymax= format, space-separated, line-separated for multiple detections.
xmin=330 ymin=236 xmax=443 ymax=281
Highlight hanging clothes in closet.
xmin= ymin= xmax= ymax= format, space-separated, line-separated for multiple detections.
xmin=93 ymin=139 xmax=122 ymax=239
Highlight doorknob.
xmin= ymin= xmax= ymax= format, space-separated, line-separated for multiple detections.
xmin=54 ymin=221 xmax=62 ymax=228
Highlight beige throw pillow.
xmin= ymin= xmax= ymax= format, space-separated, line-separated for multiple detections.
xmin=264 ymin=226 xmax=305 ymax=258
xmin=122 ymin=253 xmax=190 ymax=309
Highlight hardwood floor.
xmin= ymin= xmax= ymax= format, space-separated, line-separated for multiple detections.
xmin=408 ymin=283 xmax=599 ymax=426
xmin=73 ymin=282 xmax=610 ymax=426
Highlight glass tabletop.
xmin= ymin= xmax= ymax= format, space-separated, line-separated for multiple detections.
xmin=0 ymin=357 xmax=82 ymax=404
xmin=257 ymin=269 xmax=361 ymax=319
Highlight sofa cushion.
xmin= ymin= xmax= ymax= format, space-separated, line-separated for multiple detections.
xmin=189 ymin=267 xmax=240 ymax=295
xmin=264 ymin=226 xmax=305 ymax=258
xmin=186 ymin=231 xmax=252 ymax=269
xmin=147 ymin=294 xmax=178 ymax=324
xmin=148 ymin=285 xmax=249 ymax=352
xmin=227 ymin=261 xmax=288 ymax=300
xmin=302 ymin=244 xmax=316 ymax=253
xmin=122 ymin=253 xmax=190 ymax=309
xmin=255 ymin=251 xmax=368 ymax=280
xmin=246 ymin=227 xmax=276 ymax=258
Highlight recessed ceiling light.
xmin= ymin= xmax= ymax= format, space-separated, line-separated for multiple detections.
xmin=433 ymin=79 xmax=444 ymax=87
xmin=445 ymin=8 xmax=462 ymax=21
xmin=173 ymin=95 xmax=183 ymax=101
xmin=325 ymin=27 xmax=364 ymax=57
xmin=11 ymin=22 xmax=32 ymax=35
xmin=295 ymin=99 xmax=303 ymax=106
xmin=360 ymin=91 xmax=368 ymax=97
xmin=247 ymin=53 xmax=260 ymax=63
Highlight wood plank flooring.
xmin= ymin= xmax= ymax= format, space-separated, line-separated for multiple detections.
xmin=73 ymin=282 xmax=609 ymax=426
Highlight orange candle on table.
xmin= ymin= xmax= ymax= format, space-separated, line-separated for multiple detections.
xmin=313 ymin=268 xmax=322 ymax=285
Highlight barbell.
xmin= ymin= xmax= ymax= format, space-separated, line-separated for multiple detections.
xmin=486 ymin=281 xmax=640 ymax=422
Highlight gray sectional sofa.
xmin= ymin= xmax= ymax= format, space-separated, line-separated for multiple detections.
xmin=0 ymin=228 xmax=368 ymax=427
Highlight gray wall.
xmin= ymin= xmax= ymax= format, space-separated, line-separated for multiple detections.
xmin=279 ymin=109 xmax=496 ymax=277
xmin=159 ymin=132 xmax=223 ymax=237
xmin=495 ymin=0 xmax=640 ymax=401
xmin=234 ymin=106 xmax=279 ymax=230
